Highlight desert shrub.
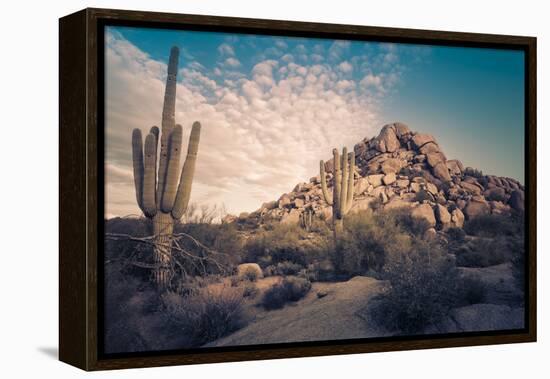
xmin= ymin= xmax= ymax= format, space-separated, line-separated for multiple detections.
xmin=455 ymin=237 xmax=512 ymax=267
xmin=242 ymin=282 xmax=259 ymax=298
xmin=261 ymin=261 xmax=304 ymax=276
xmin=446 ymin=227 xmax=466 ymax=243
xmin=275 ymin=261 xmax=303 ymax=275
xmin=243 ymin=266 xmax=260 ymax=282
xmin=331 ymin=210 xmax=414 ymax=276
xmin=464 ymin=167 xmax=484 ymax=178
xmin=370 ymin=241 xmax=463 ymax=334
xmin=230 ymin=276 xmax=242 ymax=287
xmin=163 ymin=286 xmax=248 ymax=347
xmin=369 ymin=196 xmax=383 ymax=211
xmin=261 ymin=277 xmax=311 ymax=310
xmin=243 ymin=224 xmax=309 ymax=267
xmin=464 ymin=214 xmax=523 ymax=238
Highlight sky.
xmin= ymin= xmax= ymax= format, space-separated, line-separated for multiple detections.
xmin=104 ymin=26 xmax=525 ymax=219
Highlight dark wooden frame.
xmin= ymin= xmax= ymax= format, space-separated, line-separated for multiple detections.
xmin=59 ymin=7 xmax=537 ymax=371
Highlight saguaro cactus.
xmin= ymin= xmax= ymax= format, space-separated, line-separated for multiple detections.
xmin=300 ymin=208 xmax=314 ymax=232
xmin=131 ymin=46 xmax=202 ymax=288
xmin=320 ymin=147 xmax=355 ymax=241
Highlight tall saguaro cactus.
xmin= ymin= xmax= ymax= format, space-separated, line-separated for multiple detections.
xmin=320 ymin=147 xmax=355 ymax=241
xmin=131 ymin=46 xmax=202 ymax=288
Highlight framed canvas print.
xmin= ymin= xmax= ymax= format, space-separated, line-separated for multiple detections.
xmin=59 ymin=8 xmax=536 ymax=371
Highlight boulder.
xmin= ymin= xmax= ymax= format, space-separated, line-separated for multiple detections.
xmin=411 ymin=133 xmax=436 ymax=150
xmin=460 ymin=181 xmax=482 ymax=196
xmin=464 ymin=200 xmax=490 ymax=219
xmin=426 ymin=152 xmax=446 ymax=168
xmin=426 ymin=182 xmax=439 ymax=195
xmin=393 ymin=122 xmax=411 ymax=138
xmin=396 ymin=179 xmax=410 ymax=188
xmin=384 ymin=198 xmax=415 ymax=210
xmin=354 ymin=177 xmax=370 ymax=195
xmin=293 ymin=198 xmax=305 ymax=208
xmin=383 ymin=172 xmax=396 ymax=185
xmin=410 ymin=182 xmax=422 ymax=193
xmin=433 ymin=161 xmax=452 ymax=182
xmin=262 ymin=200 xmax=278 ymax=210
xmin=451 ymin=208 xmax=465 ymax=228
xmin=450 ymin=304 xmax=524 ymax=332
xmin=221 ymin=214 xmax=237 ymax=224
xmin=278 ymin=194 xmax=291 ymax=208
xmin=484 ymin=187 xmax=506 ymax=202
xmin=423 ymin=227 xmax=437 ymax=240
xmin=435 ymin=204 xmax=451 ymax=225
xmin=374 ymin=124 xmax=401 ymax=153
xmin=411 ymin=203 xmax=436 ymax=227
xmin=446 ymin=159 xmax=464 ymax=175
xmin=419 ymin=142 xmax=440 ymax=155
xmin=381 ymin=158 xmax=404 ymax=174
xmin=509 ymin=190 xmax=525 ymax=212
xmin=367 ymin=174 xmax=384 ymax=187
xmin=351 ymin=197 xmax=377 ymax=213
xmin=237 ymin=263 xmax=264 ymax=280
xmin=280 ymin=208 xmax=300 ymax=224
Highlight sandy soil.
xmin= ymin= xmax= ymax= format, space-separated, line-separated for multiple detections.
xmin=206 ymin=276 xmax=392 ymax=347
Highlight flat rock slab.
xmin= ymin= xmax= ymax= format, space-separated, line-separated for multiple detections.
xmin=429 ymin=304 xmax=524 ymax=334
xmin=206 ymin=276 xmax=391 ymax=347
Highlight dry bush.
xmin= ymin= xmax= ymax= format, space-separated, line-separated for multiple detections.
xmin=163 ymin=286 xmax=248 ymax=347
xmin=261 ymin=277 xmax=311 ymax=310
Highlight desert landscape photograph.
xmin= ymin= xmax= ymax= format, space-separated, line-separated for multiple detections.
xmin=102 ymin=26 xmax=526 ymax=354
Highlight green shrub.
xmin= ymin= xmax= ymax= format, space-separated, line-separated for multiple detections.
xmin=261 ymin=277 xmax=311 ymax=310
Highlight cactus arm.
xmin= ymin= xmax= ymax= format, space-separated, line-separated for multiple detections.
xmin=340 ymin=147 xmax=348 ymax=216
xmin=172 ymin=121 xmax=201 ymax=219
xmin=333 ymin=148 xmax=341 ymax=219
xmin=344 ymin=152 xmax=355 ymax=214
xmin=143 ymin=133 xmax=158 ymax=217
xmin=161 ymin=124 xmax=183 ymax=212
xmin=131 ymin=129 xmax=145 ymax=213
xmin=156 ymin=47 xmax=179 ymax=206
xmin=150 ymin=126 xmax=159 ymax=203
xmin=319 ymin=160 xmax=333 ymax=205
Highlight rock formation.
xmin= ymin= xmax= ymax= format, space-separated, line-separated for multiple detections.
xmin=233 ymin=122 xmax=524 ymax=232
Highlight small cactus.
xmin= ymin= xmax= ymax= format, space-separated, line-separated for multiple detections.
xmin=320 ymin=147 xmax=355 ymax=241
xmin=131 ymin=46 xmax=201 ymax=288
xmin=300 ymin=208 xmax=314 ymax=232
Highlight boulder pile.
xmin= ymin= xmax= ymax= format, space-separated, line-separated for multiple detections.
xmin=225 ymin=122 xmax=524 ymax=231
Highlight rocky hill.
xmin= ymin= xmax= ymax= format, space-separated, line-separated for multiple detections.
xmin=226 ymin=122 xmax=524 ymax=232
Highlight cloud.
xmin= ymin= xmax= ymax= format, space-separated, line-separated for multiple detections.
xmin=223 ymin=57 xmax=241 ymax=68
xmin=105 ymin=31 xmax=400 ymax=217
xmin=217 ymin=43 xmax=235 ymax=56
xmin=338 ymin=61 xmax=353 ymax=74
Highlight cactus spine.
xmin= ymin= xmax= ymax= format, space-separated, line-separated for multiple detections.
xmin=320 ymin=147 xmax=355 ymax=241
xmin=131 ymin=46 xmax=201 ymax=288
